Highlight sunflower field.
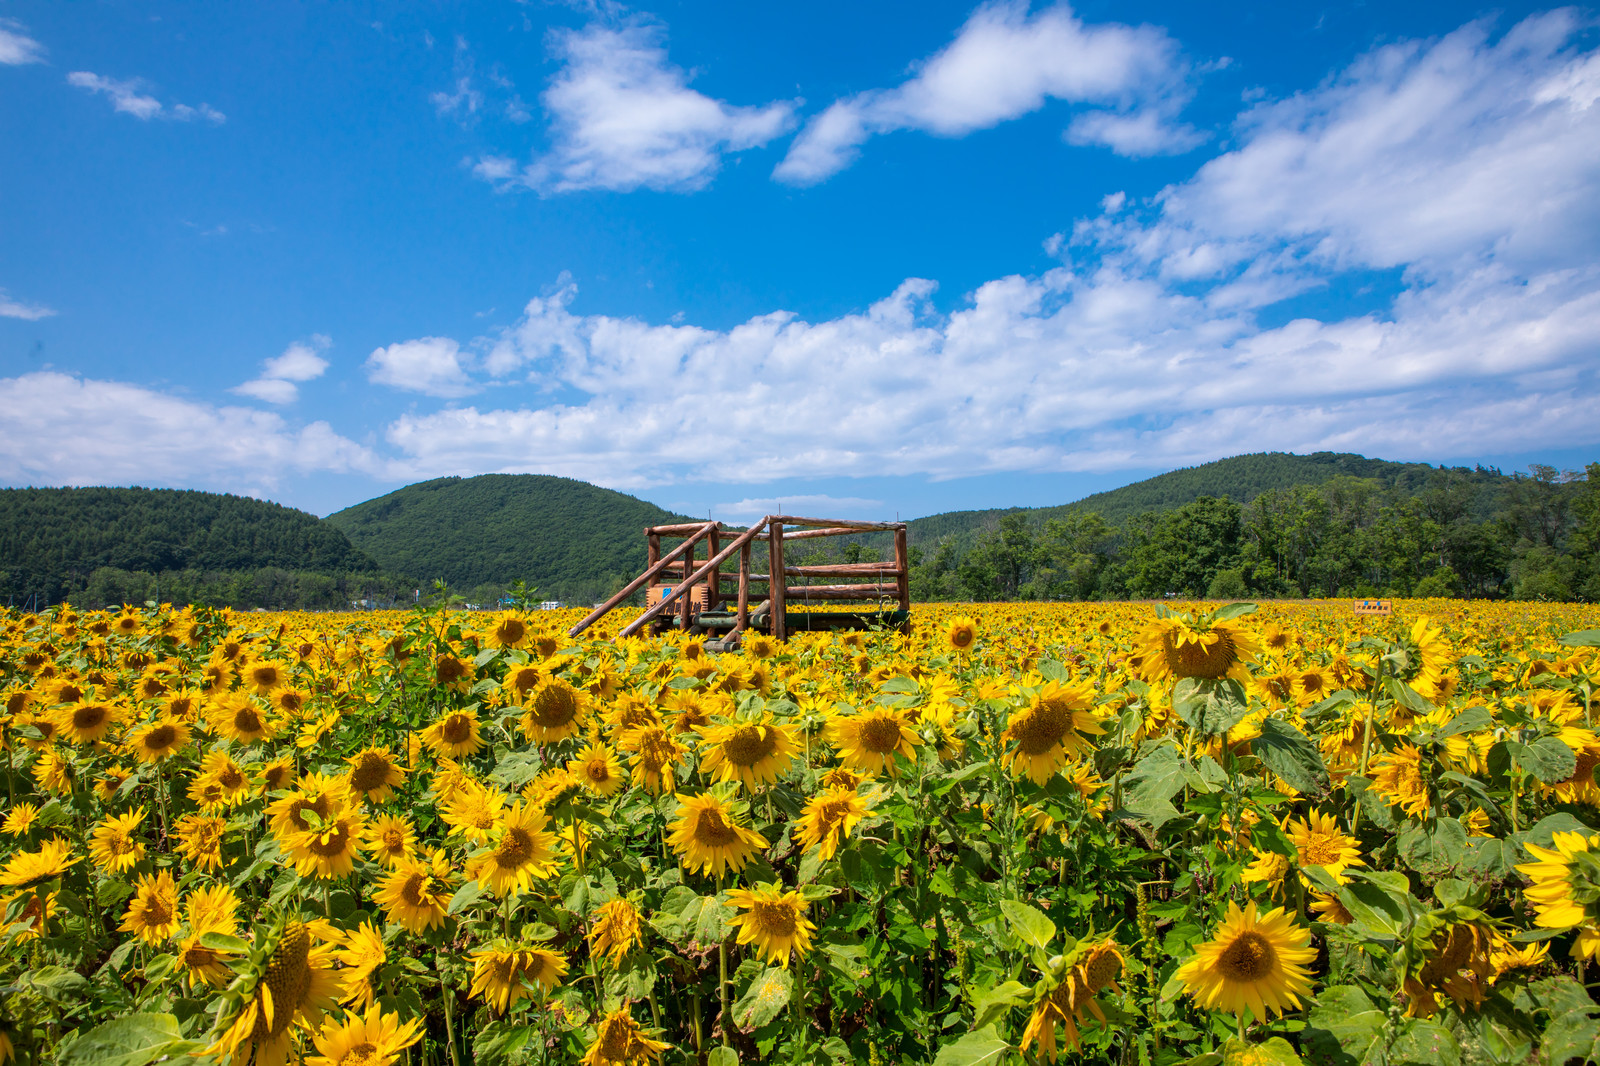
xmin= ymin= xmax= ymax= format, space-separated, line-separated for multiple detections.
xmin=4 ymin=596 xmax=1600 ymax=1066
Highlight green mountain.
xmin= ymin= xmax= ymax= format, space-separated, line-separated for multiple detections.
xmin=898 ymin=451 xmax=1511 ymax=549
xmin=326 ymin=474 xmax=691 ymax=602
xmin=0 ymin=486 xmax=384 ymax=608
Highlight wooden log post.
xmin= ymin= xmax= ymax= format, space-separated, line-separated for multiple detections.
xmin=769 ymin=520 xmax=786 ymax=641
xmin=737 ymin=538 xmax=751 ymax=631
xmin=894 ymin=526 xmax=910 ymax=612
xmin=708 ymin=526 xmax=721 ymax=612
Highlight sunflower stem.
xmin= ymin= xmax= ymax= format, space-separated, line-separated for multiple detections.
xmin=718 ymin=872 xmax=732 ymax=1048
xmin=1351 ymin=656 xmax=1386 ymax=838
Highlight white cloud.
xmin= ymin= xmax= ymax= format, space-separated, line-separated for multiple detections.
xmin=67 ymin=71 xmax=225 ymax=123
xmin=365 ymin=337 xmax=477 ymax=398
xmin=0 ymin=19 xmax=45 ymax=65
xmin=712 ymin=495 xmax=886 ymax=521
xmin=375 ymin=13 xmax=1600 ymax=489
xmin=0 ymin=289 xmax=55 ymax=321
xmin=232 ymin=337 xmax=331 ymax=405
xmin=0 ymin=372 xmax=377 ymax=492
xmin=775 ymin=1 xmax=1194 ymax=184
xmin=478 ymin=19 xmax=795 ymax=193
xmin=430 ymin=37 xmax=483 ymax=123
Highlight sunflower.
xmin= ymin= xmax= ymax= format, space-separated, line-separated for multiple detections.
xmin=727 ymin=884 xmax=815 ymax=967
xmin=1 ymin=803 xmax=39 ymax=837
xmin=486 ymin=612 xmax=530 ymax=650
xmin=31 ymin=748 xmax=70 ymax=794
xmin=304 ymin=1003 xmax=422 ymax=1066
xmin=1001 ymin=680 xmax=1104 ymax=785
xmin=1175 ymin=901 xmax=1317 ymax=1022
xmin=207 ymin=691 xmax=278 ymax=744
xmin=372 ymin=850 xmax=455 ymax=934
xmin=267 ymin=772 xmax=354 ymax=838
xmin=270 ymin=687 xmax=310 ymax=719
xmin=345 ymin=746 xmax=407 ymax=803
xmin=468 ymin=944 xmax=568 ymax=1013
xmin=827 ymin=707 xmax=918 ymax=777
xmin=204 ymin=917 xmax=341 ymax=1066
xmin=283 ymin=804 xmax=370 ymax=880
xmin=1370 ymin=743 xmax=1433 ymax=819
xmin=177 ymin=884 xmax=242 ymax=990
xmin=1240 ymin=851 xmax=1291 ymax=901
xmin=1516 ymin=830 xmax=1600 ymax=957
xmin=697 ymin=717 xmax=800 ymax=790
xmin=440 ymin=780 xmax=508 ymax=845
xmin=519 ymin=677 xmax=590 ymax=744
xmin=793 ymin=786 xmax=870 ymax=861
xmin=192 ymin=749 xmax=253 ymax=810
xmin=364 ymin=813 xmax=418 ymax=868
xmin=421 ymin=707 xmax=485 ymax=759
xmin=434 ymin=653 xmax=474 ymax=692
xmin=120 ymin=870 xmax=181 ymax=944
xmin=127 ymin=717 xmax=190 ymax=763
xmin=54 ymin=697 xmax=121 ymax=744
xmin=617 ymin=724 xmax=685 ymax=795
xmin=570 ymin=741 xmax=627 ymax=797
xmin=1137 ymin=614 xmax=1261 ymax=684
xmin=0 ymin=836 xmax=78 ymax=890
xmin=1296 ymin=666 xmax=1331 ymax=706
xmin=239 ymin=657 xmax=289 ymax=695
xmin=819 ymin=766 xmax=870 ymax=791
xmin=1288 ymin=811 xmax=1364 ymax=883
xmin=5 ymin=887 xmax=57 ymax=942
xmin=1310 ymin=892 xmax=1355 ymax=926
xmin=334 ymin=921 xmax=387 ymax=1008
xmin=503 ymin=662 xmax=545 ymax=703
xmin=944 ymin=616 xmax=979 ymax=654
xmin=588 ymin=897 xmax=643 ymax=967
xmin=88 ymin=806 xmax=148 ymax=874
xmin=1403 ymin=919 xmax=1494 ymax=1017
xmin=174 ymin=813 xmax=229 ymax=871
xmin=466 ymin=802 xmax=558 ymax=897
xmin=581 ymin=1009 xmax=671 ymax=1066
xmin=666 ymin=792 xmax=768 ymax=878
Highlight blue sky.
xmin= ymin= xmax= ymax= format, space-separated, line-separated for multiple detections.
xmin=2 ymin=1 xmax=1598 ymax=521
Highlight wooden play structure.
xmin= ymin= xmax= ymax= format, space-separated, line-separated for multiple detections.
xmin=567 ymin=515 xmax=910 ymax=645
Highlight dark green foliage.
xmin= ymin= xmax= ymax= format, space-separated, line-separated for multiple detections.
xmin=326 ymin=474 xmax=691 ymax=603
xmin=0 ymin=486 xmax=380 ymax=608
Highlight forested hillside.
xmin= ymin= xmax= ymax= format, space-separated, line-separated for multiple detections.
xmin=326 ymin=474 xmax=691 ymax=604
xmin=0 ymin=487 xmax=406 ymax=609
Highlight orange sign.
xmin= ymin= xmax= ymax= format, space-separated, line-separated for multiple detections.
xmin=1353 ymin=599 xmax=1392 ymax=615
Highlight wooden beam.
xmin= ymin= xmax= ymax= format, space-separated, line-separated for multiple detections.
xmin=782 ymin=582 xmax=900 ymax=599
xmin=569 ymin=521 xmax=716 ymax=637
xmin=749 ymin=526 xmax=865 ymax=542
xmin=781 ymin=562 xmax=904 ymax=576
xmin=708 ymin=526 xmax=721 ymax=612
xmin=769 ymin=515 xmax=907 ymax=531
xmin=619 ymin=520 xmax=770 ymax=639
xmin=769 ymin=520 xmax=786 ymax=641
xmin=646 ymin=522 xmax=717 ymax=536
xmin=737 ymin=538 xmax=751 ymax=632
xmin=894 ymin=526 xmax=910 ymax=611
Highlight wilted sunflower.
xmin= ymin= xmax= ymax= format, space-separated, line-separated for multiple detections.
xmin=1001 ymin=680 xmax=1104 ymax=785
xmin=1021 ymin=938 xmax=1125 ymax=1062
xmin=1370 ymin=743 xmax=1433 ymax=819
xmin=588 ymin=897 xmax=643 ymax=967
xmin=372 ymin=850 xmax=455 ymax=934
xmin=421 ymin=707 xmax=485 ymax=758
xmin=944 ymin=616 xmax=979 ymax=653
xmin=120 ymin=869 xmax=181 ymax=944
xmin=468 ymin=943 xmax=568 ymax=1013
xmin=793 ymin=786 xmax=870 ymax=861
xmin=174 ymin=813 xmax=228 ymax=871
xmin=1175 ymin=901 xmax=1317 ymax=1022
xmin=207 ymin=691 xmax=278 ymax=745
xmin=0 ymin=835 xmax=78 ymax=890
xmin=617 ymin=723 xmax=684 ymax=795
xmin=127 ymin=717 xmax=190 ymax=763
xmin=205 ymin=917 xmax=341 ymax=1066
xmin=696 ymin=717 xmax=800 ymax=789
xmin=88 ymin=806 xmax=148 ymax=874
xmin=1402 ymin=918 xmax=1494 ymax=1017
xmin=345 ymin=746 xmax=407 ymax=803
xmin=519 ymin=676 xmax=590 ymax=744
xmin=467 ymin=802 xmax=558 ymax=897
xmin=666 ymin=792 xmax=768 ymax=878
xmin=829 ymin=707 xmax=919 ymax=776
xmin=570 ymin=741 xmax=626 ymax=797
xmin=177 ymin=884 xmax=242 ymax=990
xmin=581 ymin=1009 xmax=671 ymax=1066
xmin=1137 ymin=613 xmax=1261 ymax=684
xmin=726 ymin=884 xmax=815 ymax=968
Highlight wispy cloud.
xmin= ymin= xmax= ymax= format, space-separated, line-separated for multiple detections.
xmin=0 ymin=18 xmax=45 ymax=65
xmin=473 ymin=18 xmax=795 ymax=193
xmin=68 ymin=71 xmax=225 ymax=123
xmin=233 ymin=337 xmax=332 ymax=405
xmin=775 ymin=1 xmax=1197 ymax=186
xmin=712 ymin=495 xmax=886 ymax=521
xmin=0 ymin=289 xmax=56 ymax=321
xmin=365 ymin=338 xmax=477 ymax=398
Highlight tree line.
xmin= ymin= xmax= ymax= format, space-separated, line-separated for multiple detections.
xmin=905 ymin=465 xmax=1600 ymax=602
